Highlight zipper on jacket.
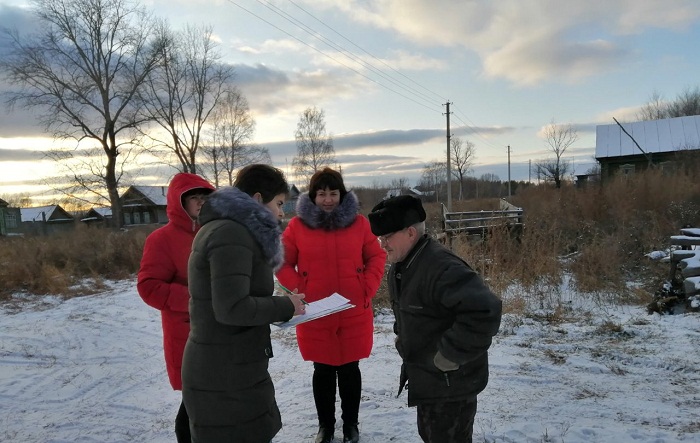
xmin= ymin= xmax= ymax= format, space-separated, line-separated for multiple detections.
xmin=444 ymin=372 xmax=450 ymax=387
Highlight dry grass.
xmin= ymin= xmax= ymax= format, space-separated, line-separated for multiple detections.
xmin=0 ymin=224 xmax=154 ymax=299
xmin=3 ymin=168 xmax=700 ymax=314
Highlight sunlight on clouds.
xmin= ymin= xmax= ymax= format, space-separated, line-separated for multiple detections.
xmin=314 ymin=0 xmax=700 ymax=86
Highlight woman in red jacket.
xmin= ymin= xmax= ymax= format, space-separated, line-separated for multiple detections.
xmin=277 ymin=168 xmax=386 ymax=443
xmin=136 ymin=172 xmax=214 ymax=443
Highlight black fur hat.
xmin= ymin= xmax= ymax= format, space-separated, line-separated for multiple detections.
xmin=368 ymin=195 xmax=426 ymax=236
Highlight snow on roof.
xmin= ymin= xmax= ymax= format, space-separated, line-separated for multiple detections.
xmin=595 ymin=115 xmax=700 ymax=159
xmin=131 ymin=186 xmax=168 ymax=206
xmin=20 ymin=205 xmax=72 ymax=222
xmin=91 ymin=207 xmax=112 ymax=217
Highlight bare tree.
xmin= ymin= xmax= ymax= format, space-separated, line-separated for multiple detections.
xmin=292 ymin=106 xmax=336 ymax=184
xmin=535 ymin=120 xmax=578 ymax=188
xmin=140 ymin=24 xmax=233 ymax=173
xmin=637 ymin=91 xmax=668 ymax=121
xmin=637 ymin=87 xmax=700 ymax=121
xmin=390 ymin=177 xmax=410 ymax=191
xmin=420 ymin=161 xmax=446 ymax=202
xmin=200 ymin=88 xmax=269 ymax=186
xmin=667 ymin=86 xmax=700 ymax=118
xmin=449 ymin=137 xmax=475 ymax=200
xmin=0 ymin=0 xmax=166 ymax=228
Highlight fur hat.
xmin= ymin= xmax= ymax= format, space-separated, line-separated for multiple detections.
xmin=368 ymin=195 xmax=426 ymax=236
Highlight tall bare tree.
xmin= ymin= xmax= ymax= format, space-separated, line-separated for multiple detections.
xmin=535 ymin=120 xmax=578 ymax=188
xmin=667 ymin=86 xmax=700 ymax=118
xmin=292 ymin=106 xmax=335 ymax=185
xmin=200 ymin=88 xmax=269 ymax=186
xmin=140 ymin=24 xmax=233 ymax=173
xmin=420 ymin=161 xmax=446 ymax=202
xmin=449 ymin=137 xmax=475 ymax=200
xmin=0 ymin=0 xmax=166 ymax=228
xmin=637 ymin=91 xmax=667 ymax=121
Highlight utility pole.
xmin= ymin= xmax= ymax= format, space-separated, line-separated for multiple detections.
xmin=444 ymin=101 xmax=452 ymax=211
xmin=507 ymin=145 xmax=512 ymax=197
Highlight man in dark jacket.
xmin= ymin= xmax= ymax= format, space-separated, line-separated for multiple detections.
xmin=368 ymin=195 xmax=502 ymax=443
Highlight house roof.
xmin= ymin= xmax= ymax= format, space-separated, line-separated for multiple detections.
xmin=20 ymin=205 xmax=73 ymax=222
xmin=596 ymin=115 xmax=700 ymax=159
xmin=123 ymin=186 xmax=168 ymax=206
xmin=80 ymin=207 xmax=113 ymax=222
xmin=0 ymin=198 xmax=8 ymax=207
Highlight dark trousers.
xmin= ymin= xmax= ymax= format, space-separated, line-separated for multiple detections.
xmin=313 ymin=361 xmax=361 ymax=428
xmin=417 ymin=399 xmax=477 ymax=443
xmin=175 ymin=399 xmax=191 ymax=443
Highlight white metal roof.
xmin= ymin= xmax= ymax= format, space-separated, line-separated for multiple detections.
xmin=132 ymin=186 xmax=168 ymax=206
xmin=19 ymin=205 xmax=70 ymax=222
xmin=595 ymin=115 xmax=700 ymax=159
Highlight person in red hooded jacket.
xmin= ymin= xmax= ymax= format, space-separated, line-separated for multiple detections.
xmin=277 ymin=168 xmax=386 ymax=443
xmin=137 ymin=172 xmax=214 ymax=443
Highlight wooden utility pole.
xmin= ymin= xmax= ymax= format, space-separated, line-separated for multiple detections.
xmin=507 ymin=145 xmax=512 ymax=197
xmin=444 ymin=101 xmax=452 ymax=211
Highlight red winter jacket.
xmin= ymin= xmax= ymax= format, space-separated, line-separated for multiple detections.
xmin=137 ymin=173 xmax=214 ymax=390
xmin=276 ymin=192 xmax=386 ymax=365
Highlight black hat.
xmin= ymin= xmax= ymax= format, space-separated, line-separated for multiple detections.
xmin=368 ymin=195 xmax=426 ymax=236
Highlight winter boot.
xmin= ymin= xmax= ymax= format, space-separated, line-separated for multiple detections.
xmin=342 ymin=423 xmax=359 ymax=443
xmin=315 ymin=425 xmax=335 ymax=443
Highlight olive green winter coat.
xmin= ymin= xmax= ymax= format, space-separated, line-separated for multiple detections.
xmin=182 ymin=186 xmax=295 ymax=443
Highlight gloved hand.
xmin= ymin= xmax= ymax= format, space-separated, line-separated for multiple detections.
xmin=433 ymin=350 xmax=459 ymax=372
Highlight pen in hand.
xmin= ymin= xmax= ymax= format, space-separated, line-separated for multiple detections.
xmin=276 ymin=281 xmax=309 ymax=305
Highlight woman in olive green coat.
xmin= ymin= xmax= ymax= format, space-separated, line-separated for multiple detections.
xmin=182 ymin=164 xmax=306 ymax=443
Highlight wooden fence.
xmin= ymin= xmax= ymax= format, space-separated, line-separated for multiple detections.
xmin=440 ymin=199 xmax=524 ymax=248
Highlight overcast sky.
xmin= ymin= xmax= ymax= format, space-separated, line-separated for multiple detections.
xmin=1 ymin=0 xmax=700 ymax=200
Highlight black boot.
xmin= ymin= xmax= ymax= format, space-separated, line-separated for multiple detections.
xmin=315 ymin=425 xmax=335 ymax=443
xmin=342 ymin=423 xmax=359 ymax=443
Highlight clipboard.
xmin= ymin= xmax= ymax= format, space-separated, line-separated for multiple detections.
xmin=274 ymin=292 xmax=355 ymax=328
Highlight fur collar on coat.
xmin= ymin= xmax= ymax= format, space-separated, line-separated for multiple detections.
xmin=200 ymin=186 xmax=284 ymax=271
xmin=296 ymin=191 xmax=359 ymax=231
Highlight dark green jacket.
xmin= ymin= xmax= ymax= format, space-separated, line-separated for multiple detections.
xmin=182 ymin=187 xmax=294 ymax=443
xmin=388 ymin=235 xmax=502 ymax=407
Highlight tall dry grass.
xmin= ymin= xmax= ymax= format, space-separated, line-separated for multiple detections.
xmin=4 ymin=168 xmax=699 ymax=314
xmin=441 ymin=167 xmax=700 ymax=318
xmin=0 ymin=224 xmax=154 ymax=299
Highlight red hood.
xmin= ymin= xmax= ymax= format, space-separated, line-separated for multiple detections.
xmin=166 ymin=173 xmax=215 ymax=232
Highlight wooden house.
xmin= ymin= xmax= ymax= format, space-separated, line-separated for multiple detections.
xmin=120 ymin=186 xmax=168 ymax=226
xmin=18 ymin=205 xmax=74 ymax=236
xmin=0 ymin=198 xmax=22 ymax=236
xmin=596 ymin=115 xmax=700 ymax=180
xmin=80 ymin=207 xmax=113 ymax=227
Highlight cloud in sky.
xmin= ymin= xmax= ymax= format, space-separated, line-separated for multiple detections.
xmin=315 ymin=0 xmax=700 ymax=85
xmin=1 ymin=0 xmax=699 ymax=199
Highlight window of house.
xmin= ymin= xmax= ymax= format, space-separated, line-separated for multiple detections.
xmin=134 ymin=211 xmax=141 ymax=224
xmin=5 ymin=213 xmax=17 ymax=228
xmin=619 ymin=164 xmax=635 ymax=176
xmin=143 ymin=211 xmax=150 ymax=224
xmin=658 ymin=161 xmax=674 ymax=175
xmin=123 ymin=213 xmax=130 ymax=225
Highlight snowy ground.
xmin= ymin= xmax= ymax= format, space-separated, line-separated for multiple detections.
xmin=1 ymin=279 xmax=699 ymax=442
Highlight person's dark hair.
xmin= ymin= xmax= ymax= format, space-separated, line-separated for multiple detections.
xmin=308 ymin=167 xmax=347 ymax=202
xmin=181 ymin=187 xmax=213 ymax=207
xmin=234 ymin=164 xmax=289 ymax=203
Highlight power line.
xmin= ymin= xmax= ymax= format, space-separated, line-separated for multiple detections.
xmin=287 ymin=0 xmax=447 ymax=105
xmin=227 ymin=0 xmax=502 ymax=152
xmin=225 ymin=0 xmax=441 ymax=113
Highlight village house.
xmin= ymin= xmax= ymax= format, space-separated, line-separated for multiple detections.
xmin=119 ymin=185 xmax=169 ymax=226
xmin=595 ymin=115 xmax=700 ymax=180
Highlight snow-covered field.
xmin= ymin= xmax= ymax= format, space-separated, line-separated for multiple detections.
xmin=1 ymin=279 xmax=699 ymax=442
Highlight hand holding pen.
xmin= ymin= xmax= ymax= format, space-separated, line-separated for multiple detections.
xmin=276 ymin=282 xmax=307 ymax=316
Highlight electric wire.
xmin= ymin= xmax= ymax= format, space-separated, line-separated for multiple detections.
xmin=225 ymin=0 xmax=441 ymax=113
